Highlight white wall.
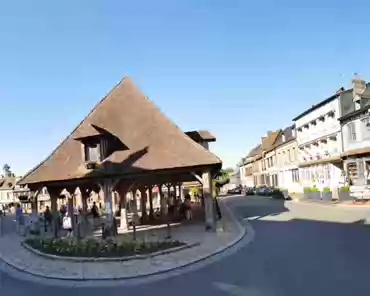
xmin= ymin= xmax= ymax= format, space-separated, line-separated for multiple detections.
xmin=0 ymin=190 xmax=14 ymax=204
xmin=295 ymin=98 xmax=341 ymax=148
xmin=275 ymin=140 xmax=301 ymax=192
xmin=342 ymin=116 xmax=370 ymax=152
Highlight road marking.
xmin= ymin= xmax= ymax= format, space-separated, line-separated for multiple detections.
xmin=213 ymin=282 xmax=265 ymax=296
xmin=246 ymin=216 xmax=260 ymax=220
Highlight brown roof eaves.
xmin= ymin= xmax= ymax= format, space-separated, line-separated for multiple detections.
xmin=185 ymin=130 xmax=216 ymax=142
xmin=341 ymin=147 xmax=370 ymax=158
xmin=298 ymin=156 xmax=341 ymax=167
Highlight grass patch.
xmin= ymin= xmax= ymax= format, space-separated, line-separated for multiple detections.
xmin=24 ymin=237 xmax=185 ymax=258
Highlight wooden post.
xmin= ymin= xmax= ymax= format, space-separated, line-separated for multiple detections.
xmin=202 ymin=171 xmax=216 ymax=231
xmin=166 ymin=183 xmax=172 ymax=239
xmin=115 ymin=181 xmax=135 ymax=232
xmin=158 ymin=184 xmax=166 ymax=217
xmin=98 ymin=179 xmax=119 ymax=237
xmin=79 ymin=186 xmax=92 ymax=238
xmin=29 ymin=188 xmax=42 ymax=235
xmin=140 ymin=186 xmax=148 ymax=223
xmin=47 ymin=187 xmax=62 ymax=238
xmin=130 ymin=188 xmax=139 ymax=240
xmin=148 ymin=185 xmax=154 ymax=220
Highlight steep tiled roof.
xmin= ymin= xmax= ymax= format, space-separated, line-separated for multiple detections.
xmin=18 ymin=78 xmax=222 ymax=185
xmin=272 ymin=125 xmax=296 ymax=148
xmin=0 ymin=176 xmax=16 ymax=190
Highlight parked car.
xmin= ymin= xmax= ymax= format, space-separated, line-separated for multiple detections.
xmin=227 ymin=187 xmax=242 ymax=195
xmin=255 ymin=186 xmax=267 ymax=195
xmin=245 ymin=187 xmax=255 ymax=195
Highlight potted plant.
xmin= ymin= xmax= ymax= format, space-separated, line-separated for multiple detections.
xmin=321 ymin=187 xmax=332 ymax=201
xmin=310 ymin=186 xmax=320 ymax=200
xmin=303 ymin=187 xmax=311 ymax=199
xmin=338 ymin=185 xmax=351 ymax=201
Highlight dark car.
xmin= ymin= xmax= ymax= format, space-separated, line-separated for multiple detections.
xmin=227 ymin=187 xmax=242 ymax=195
xmin=245 ymin=187 xmax=255 ymax=195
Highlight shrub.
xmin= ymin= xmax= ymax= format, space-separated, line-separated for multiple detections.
xmin=24 ymin=237 xmax=185 ymax=258
xmin=271 ymin=188 xmax=284 ymax=199
xmin=322 ymin=187 xmax=331 ymax=192
xmin=339 ymin=185 xmax=350 ymax=192
xmin=303 ymin=187 xmax=311 ymax=192
xmin=311 ymin=186 xmax=319 ymax=192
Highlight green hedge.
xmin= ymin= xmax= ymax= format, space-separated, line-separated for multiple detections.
xmin=339 ymin=185 xmax=350 ymax=192
xmin=25 ymin=237 xmax=185 ymax=258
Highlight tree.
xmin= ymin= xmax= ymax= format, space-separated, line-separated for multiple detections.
xmin=2 ymin=164 xmax=11 ymax=177
xmin=212 ymin=168 xmax=231 ymax=196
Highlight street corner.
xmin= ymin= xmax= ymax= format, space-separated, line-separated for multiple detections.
xmin=0 ymin=201 xmax=254 ymax=288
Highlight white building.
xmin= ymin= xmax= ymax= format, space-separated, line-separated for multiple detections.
xmin=275 ymin=126 xmax=301 ymax=193
xmin=265 ymin=147 xmax=278 ymax=187
xmin=339 ymin=76 xmax=370 ymax=196
xmin=293 ymin=88 xmax=347 ymax=191
xmin=240 ymin=145 xmax=261 ymax=187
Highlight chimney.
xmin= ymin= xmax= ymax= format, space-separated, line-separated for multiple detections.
xmin=352 ymin=73 xmax=366 ymax=96
xmin=282 ymin=133 xmax=286 ymax=142
xmin=292 ymin=128 xmax=296 ymax=138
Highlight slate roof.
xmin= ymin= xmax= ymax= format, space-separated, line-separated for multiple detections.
xmin=0 ymin=176 xmax=16 ymax=190
xmin=18 ymin=77 xmax=222 ymax=185
xmin=272 ymin=125 xmax=296 ymax=148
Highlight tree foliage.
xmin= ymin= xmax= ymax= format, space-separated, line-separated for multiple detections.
xmin=2 ymin=164 xmax=11 ymax=177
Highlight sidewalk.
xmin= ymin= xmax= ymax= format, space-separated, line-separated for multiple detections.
xmin=291 ymin=196 xmax=370 ymax=208
xmin=0 ymin=199 xmax=246 ymax=281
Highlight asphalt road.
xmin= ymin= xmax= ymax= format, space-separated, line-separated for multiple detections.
xmin=2 ymin=196 xmax=370 ymax=296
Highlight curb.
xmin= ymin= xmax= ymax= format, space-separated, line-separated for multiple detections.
xmin=0 ymin=199 xmax=248 ymax=282
xmin=288 ymin=199 xmax=370 ymax=209
xmin=21 ymin=241 xmax=199 ymax=262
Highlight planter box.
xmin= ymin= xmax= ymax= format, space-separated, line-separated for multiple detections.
xmin=311 ymin=191 xmax=321 ymax=200
xmin=303 ymin=191 xmax=310 ymax=200
xmin=338 ymin=191 xmax=351 ymax=201
xmin=321 ymin=191 xmax=332 ymax=202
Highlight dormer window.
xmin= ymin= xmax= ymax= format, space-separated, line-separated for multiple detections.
xmin=84 ymin=138 xmax=101 ymax=163
xmin=327 ymin=110 xmax=335 ymax=118
xmin=74 ymin=125 xmax=129 ymax=168
xmin=319 ymin=116 xmax=325 ymax=122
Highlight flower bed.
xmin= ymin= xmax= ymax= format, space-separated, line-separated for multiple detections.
xmin=24 ymin=237 xmax=185 ymax=258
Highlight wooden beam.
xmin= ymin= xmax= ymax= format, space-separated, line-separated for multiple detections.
xmin=191 ymin=172 xmax=203 ymax=184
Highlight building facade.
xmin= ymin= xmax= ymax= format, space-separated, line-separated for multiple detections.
xmin=0 ymin=175 xmax=30 ymax=205
xmin=339 ymin=76 xmax=370 ymax=196
xmin=293 ymin=89 xmax=346 ymax=191
xmin=260 ymin=131 xmax=280 ymax=186
xmin=240 ymin=145 xmax=261 ymax=187
xmin=275 ymin=126 xmax=301 ymax=192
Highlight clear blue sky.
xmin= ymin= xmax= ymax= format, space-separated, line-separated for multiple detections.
xmin=1 ymin=0 xmax=370 ymax=175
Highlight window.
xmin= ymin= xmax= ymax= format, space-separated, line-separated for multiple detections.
xmin=84 ymin=140 xmax=101 ymax=162
xmin=347 ymin=162 xmax=358 ymax=185
xmin=361 ymin=117 xmax=370 ymax=140
xmin=292 ymin=169 xmax=299 ymax=182
xmin=347 ymin=122 xmax=356 ymax=141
